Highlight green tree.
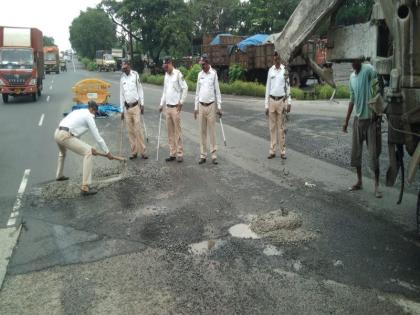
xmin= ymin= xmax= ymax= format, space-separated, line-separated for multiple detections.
xmin=69 ymin=8 xmax=116 ymax=59
xmin=43 ymin=36 xmax=55 ymax=46
xmin=335 ymin=0 xmax=375 ymax=25
xmin=239 ymin=0 xmax=299 ymax=34
xmin=101 ymin=0 xmax=193 ymax=63
xmin=189 ymin=0 xmax=242 ymax=38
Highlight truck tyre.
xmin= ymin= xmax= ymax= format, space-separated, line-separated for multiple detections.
xmin=56 ymin=70 xmax=59 ymax=74
xmin=32 ymin=92 xmax=38 ymax=102
xmin=2 ymin=94 xmax=9 ymax=103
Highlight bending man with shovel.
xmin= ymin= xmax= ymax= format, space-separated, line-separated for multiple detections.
xmin=54 ymin=100 xmax=115 ymax=196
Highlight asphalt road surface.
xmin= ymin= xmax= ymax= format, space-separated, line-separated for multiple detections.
xmin=1 ymin=61 xmax=420 ymax=315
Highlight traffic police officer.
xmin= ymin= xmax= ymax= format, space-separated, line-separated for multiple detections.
xmin=54 ymin=101 xmax=114 ymax=196
xmin=194 ymin=54 xmax=222 ymax=165
xmin=265 ymin=51 xmax=291 ymax=159
xmin=159 ymin=57 xmax=188 ymax=162
xmin=120 ymin=60 xmax=148 ymax=160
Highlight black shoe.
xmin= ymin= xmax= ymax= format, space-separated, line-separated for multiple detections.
xmin=177 ymin=156 xmax=184 ymax=163
xmin=80 ymin=188 xmax=98 ymax=196
xmin=280 ymin=154 xmax=287 ymax=160
xmin=129 ymin=154 xmax=138 ymax=160
xmin=267 ymin=154 xmax=276 ymax=159
xmin=198 ymin=158 xmax=206 ymax=165
xmin=165 ymin=156 xmax=176 ymax=162
xmin=212 ymin=159 xmax=218 ymax=165
xmin=141 ymin=154 xmax=148 ymax=160
xmin=56 ymin=176 xmax=69 ymax=181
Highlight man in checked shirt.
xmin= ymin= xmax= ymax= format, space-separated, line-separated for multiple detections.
xmin=194 ymin=54 xmax=222 ymax=165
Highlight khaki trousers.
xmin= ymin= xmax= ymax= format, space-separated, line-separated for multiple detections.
xmin=166 ymin=107 xmax=183 ymax=157
xmin=125 ymin=105 xmax=146 ymax=156
xmin=269 ymin=98 xmax=287 ymax=155
xmin=54 ymin=129 xmax=92 ymax=186
xmin=199 ymin=103 xmax=217 ymax=159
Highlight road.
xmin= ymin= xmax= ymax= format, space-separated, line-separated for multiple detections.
xmin=0 ymin=61 xmax=420 ymax=314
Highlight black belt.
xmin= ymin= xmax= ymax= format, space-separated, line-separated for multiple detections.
xmin=166 ymin=104 xmax=178 ymax=108
xmin=124 ymin=101 xmax=138 ymax=109
xmin=200 ymin=101 xmax=214 ymax=107
xmin=270 ymin=95 xmax=285 ymax=101
xmin=58 ymin=126 xmax=74 ymax=136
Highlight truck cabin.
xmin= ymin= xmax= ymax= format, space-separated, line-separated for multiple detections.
xmin=103 ymin=54 xmax=113 ymax=61
xmin=0 ymin=47 xmax=33 ymax=70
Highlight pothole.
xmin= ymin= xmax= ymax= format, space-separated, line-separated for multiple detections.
xmin=228 ymin=224 xmax=260 ymax=239
xmin=188 ymin=239 xmax=225 ymax=255
xmin=250 ymin=208 xmax=316 ymax=245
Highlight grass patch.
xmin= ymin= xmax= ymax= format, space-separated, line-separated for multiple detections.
xmin=140 ymin=73 xmax=350 ymax=100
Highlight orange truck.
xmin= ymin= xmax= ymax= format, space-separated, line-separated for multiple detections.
xmin=44 ymin=45 xmax=59 ymax=74
xmin=0 ymin=26 xmax=44 ymax=102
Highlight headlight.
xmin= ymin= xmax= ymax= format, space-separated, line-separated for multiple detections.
xmin=29 ymin=78 xmax=37 ymax=85
xmin=0 ymin=79 xmax=4 ymax=85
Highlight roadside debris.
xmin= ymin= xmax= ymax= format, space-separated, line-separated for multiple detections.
xmin=250 ymin=208 xmax=316 ymax=245
xmin=304 ymin=182 xmax=316 ymax=188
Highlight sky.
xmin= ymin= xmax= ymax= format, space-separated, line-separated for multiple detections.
xmin=0 ymin=0 xmax=102 ymax=50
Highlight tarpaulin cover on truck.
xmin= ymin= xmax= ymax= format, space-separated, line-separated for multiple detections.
xmin=237 ymin=34 xmax=269 ymax=52
xmin=210 ymin=34 xmax=232 ymax=45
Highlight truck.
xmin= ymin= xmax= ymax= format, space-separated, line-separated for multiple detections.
xmin=111 ymin=48 xmax=123 ymax=69
xmin=203 ymin=34 xmax=326 ymax=86
xmin=95 ymin=50 xmax=116 ymax=72
xmin=44 ymin=45 xmax=59 ymax=74
xmin=0 ymin=26 xmax=44 ymax=103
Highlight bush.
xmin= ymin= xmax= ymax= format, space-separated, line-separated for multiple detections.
xmin=314 ymin=84 xmax=335 ymax=99
xmin=81 ymin=57 xmax=90 ymax=68
xmin=186 ymin=64 xmax=201 ymax=83
xmin=87 ymin=61 xmax=97 ymax=71
xmin=228 ymin=64 xmax=245 ymax=83
xmin=291 ymin=87 xmax=305 ymax=100
xmin=178 ymin=66 xmax=188 ymax=78
xmin=336 ymin=84 xmax=350 ymax=99
xmin=146 ymin=74 xmax=165 ymax=85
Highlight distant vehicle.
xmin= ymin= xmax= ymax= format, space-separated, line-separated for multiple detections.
xmin=0 ymin=26 xmax=44 ymax=102
xmin=112 ymin=48 xmax=124 ymax=69
xmin=44 ymin=46 xmax=60 ymax=74
xmin=95 ymin=50 xmax=116 ymax=72
xmin=60 ymin=59 xmax=67 ymax=72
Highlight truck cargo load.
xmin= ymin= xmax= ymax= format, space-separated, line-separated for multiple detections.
xmin=0 ymin=26 xmax=44 ymax=103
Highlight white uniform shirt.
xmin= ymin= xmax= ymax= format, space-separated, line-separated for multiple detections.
xmin=120 ymin=70 xmax=144 ymax=112
xmin=265 ymin=64 xmax=291 ymax=108
xmin=59 ymin=109 xmax=109 ymax=154
xmin=194 ymin=67 xmax=222 ymax=110
xmin=160 ymin=68 xmax=188 ymax=107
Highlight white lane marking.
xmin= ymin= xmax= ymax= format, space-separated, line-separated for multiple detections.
xmin=72 ymin=56 xmax=76 ymax=72
xmin=38 ymin=113 xmax=45 ymax=126
xmin=7 ymin=169 xmax=31 ymax=227
xmin=46 ymin=95 xmax=50 ymax=102
xmin=49 ymin=85 xmax=53 ymax=90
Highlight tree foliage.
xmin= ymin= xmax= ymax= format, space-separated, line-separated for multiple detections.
xmin=101 ymin=0 xmax=192 ymax=63
xmin=69 ymin=8 xmax=116 ymax=59
xmin=43 ymin=36 xmax=55 ymax=46
xmin=335 ymin=0 xmax=375 ymax=26
xmin=238 ymin=0 xmax=299 ymax=34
